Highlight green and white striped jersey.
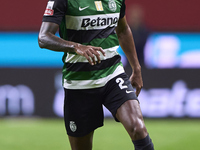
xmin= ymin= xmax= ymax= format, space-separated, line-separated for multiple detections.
xmin=43 ymin=0 xmax=126 ymax=89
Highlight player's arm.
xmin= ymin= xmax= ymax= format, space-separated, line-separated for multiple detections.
xmin=38 ymin=22 xmax=74 ymax=52
xmin=38 ymin=22 xmax=105 ymax=65
xmin=115 ymin=16 xmax=143 ymax=96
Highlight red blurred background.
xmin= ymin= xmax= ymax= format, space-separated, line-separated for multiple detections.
xmin=0 ymin=0 xmax=199 ymax=31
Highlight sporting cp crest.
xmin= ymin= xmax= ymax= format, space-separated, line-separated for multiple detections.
xmin=108 ymin=0 xmax=117 ymax=12
xmin=69 ymin=121 xmax=77 ymax=132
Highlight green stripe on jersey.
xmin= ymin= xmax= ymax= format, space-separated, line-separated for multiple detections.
xmin=63 ymin=62 xmax=123 ymax=80
xmin=63 ymin=65 xmax=125 ymax=89
xmin=60 ymin=0 xmax=125 ymax=89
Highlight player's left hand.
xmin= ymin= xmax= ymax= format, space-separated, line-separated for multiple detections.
xmin=129 ymin=69 xmax=143 ymax=96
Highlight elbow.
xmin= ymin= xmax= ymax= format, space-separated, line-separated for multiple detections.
xmin=38 ymin=33 xmax=47 ymax=49
xmin=38 ymin=40 xmax=44 ymax=49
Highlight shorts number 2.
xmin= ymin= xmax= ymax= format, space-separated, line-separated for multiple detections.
xmin=116 ymin=78 xmax=128 ymax=90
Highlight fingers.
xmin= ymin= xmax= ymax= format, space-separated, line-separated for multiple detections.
xmin=136 ymin=86 xmax=142 ymax=97
xmin=86 ymin=49 xmax=97 ymax=65
xmin=83 ymin=52 xmax=94 ymax=65
xmin=75 ymin=45 xmax=105 ymax=65
xmin=129 ymin=72 xmax=143 ymax=97
xmin=131 ymin=80 xmax=143 ymax=96
xmin=85 ymin=46 xmax=105 ymax=65
xmin=95 ymin=47 xmax=105 ymax=56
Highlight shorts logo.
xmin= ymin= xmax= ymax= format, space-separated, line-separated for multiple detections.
xmin=69 ymin=121 xmax=77 ymax=132
xmin=126 ymin=90 xmax=134 ymax=94
xmin=108 ymin=0 xmax=117 ymax=12
xmin=44 ymin=1 xmax=54 ymax=16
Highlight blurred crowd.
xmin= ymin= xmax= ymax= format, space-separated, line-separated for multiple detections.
xmin=128 ymin=5 xmax=150 ymax=67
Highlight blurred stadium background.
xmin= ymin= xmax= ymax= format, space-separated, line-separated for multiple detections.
xmin=1 ymin=0 xmax=200 ymax=149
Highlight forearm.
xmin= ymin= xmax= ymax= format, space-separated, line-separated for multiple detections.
xmin=117 ymin=25 xmax=141 ymax=71
xmin=38 ymin=22 xmax=78 ymax=53
xmin=38 ymin=32 xmax=77 ymax=53
xmin=38 ymin=22 xmax=105 ymax=65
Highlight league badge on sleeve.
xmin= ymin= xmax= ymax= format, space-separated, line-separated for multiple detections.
xmin=95 ymin=1 xmax=104 ymax=11
xmin=44 ymin=1 xmax=55 ymax=16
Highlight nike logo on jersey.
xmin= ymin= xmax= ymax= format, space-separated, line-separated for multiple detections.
xmin=126 ymin=90 xmax=134 ymax=94
xmin=79 ymin=6 xmax=89 ymax=11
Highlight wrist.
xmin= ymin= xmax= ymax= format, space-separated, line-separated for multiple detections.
xmin=73 ymin=43 xmax=81 ymax=53
xmin=66 ymin=42 xmax=79 ymax=53
xmin=132 ymin=65 xmax=141 ymax=74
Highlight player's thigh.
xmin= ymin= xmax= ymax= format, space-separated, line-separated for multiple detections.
xmin=116 ymin=100 xmax=148 ymax=140
xmin=64 ymin=88 xmax=104 ymax=137
xmin=116 ymin=100 xmax=144 ymax=124
xmin=103 ymin=73 xmax=138 ymax=121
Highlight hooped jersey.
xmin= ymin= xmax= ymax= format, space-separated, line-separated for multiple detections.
xmin=43 ymin=0 xmax=126 ymax=89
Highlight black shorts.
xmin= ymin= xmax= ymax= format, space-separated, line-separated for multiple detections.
xmin=64 ymin=73 xmax=138 ymax=137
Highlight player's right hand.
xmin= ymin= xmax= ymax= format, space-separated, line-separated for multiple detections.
xmin=74 ymin=44 xmax=105 ymax=65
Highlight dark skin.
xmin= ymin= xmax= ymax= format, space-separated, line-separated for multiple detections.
xmin=38 ymin=16 xmax=148 ymax=150
xmin=38 ymin=22 xmax=105 ymax=65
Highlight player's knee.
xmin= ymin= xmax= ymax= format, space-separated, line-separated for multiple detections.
xmin=128 ymin=118 xmax=148 ymax=140
xmin=134 ymin=125 xmax=147 ymax=139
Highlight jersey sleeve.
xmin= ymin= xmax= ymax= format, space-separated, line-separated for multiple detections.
xmin=42 ymin=0 xmax=67 ymax=25
xmin=119 ymin=0 xmax=126 ymax=19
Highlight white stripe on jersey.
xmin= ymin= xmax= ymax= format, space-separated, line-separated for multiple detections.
xmin=63 ymin=65 xmax=124 ymax=89
xmin=65 ymin=13 xmax=120 ymax=30
xmin=64 ymin=46 xmax=120 ymax=63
